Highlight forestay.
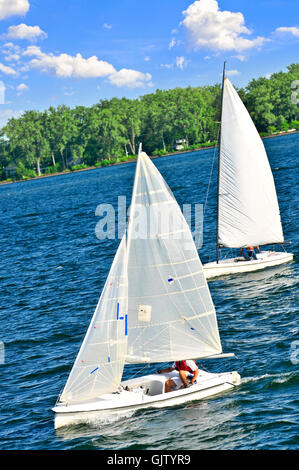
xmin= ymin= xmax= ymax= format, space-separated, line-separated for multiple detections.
xmin=59 ymin=236 xmax=128 ymax=405
xmin=218 ymin=78 xmax=284 ymax=248
xmin=126 ymin=148 xmax=222 ymax=363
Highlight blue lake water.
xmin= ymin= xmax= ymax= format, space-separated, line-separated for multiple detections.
xmin=0 ymin=133 xmax=298 ymax=450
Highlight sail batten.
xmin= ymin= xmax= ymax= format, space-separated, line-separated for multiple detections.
xmin=218 ymin=78 xmax=284 ymax=248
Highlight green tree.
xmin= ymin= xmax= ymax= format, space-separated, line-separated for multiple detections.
xmin=45 ymin=105 xmax=78 ymax=169
xmin=4 ymin=111 xmax=49 ymax=176
xmin=141 ymin=89 xmax=176 ymax=152
xmin=97 ymin=107 xmax=126 ymax=160
xmin=0 ymin=134 xmax=11 ymax=179
xmin=244 ymin=78 xmax=276 ymax=132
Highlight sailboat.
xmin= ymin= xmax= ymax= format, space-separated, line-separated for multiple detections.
xmin=203 ymin=63 xmax=293 ymax=280
xmin=53 ymin=145 xmax=241 ymax=429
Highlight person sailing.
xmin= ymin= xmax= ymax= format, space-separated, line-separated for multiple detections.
xmin=240 ymin=246 xmax=261 ymax=261
xmin=157 ymin=360 xmax=199 ymax=393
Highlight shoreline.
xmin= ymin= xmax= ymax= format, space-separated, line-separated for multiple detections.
xmin=1 ymin=129 xmax=298 ymax=187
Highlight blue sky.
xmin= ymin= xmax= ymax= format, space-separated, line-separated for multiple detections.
xmin=0 ymin=0 xmax=298 ymax=127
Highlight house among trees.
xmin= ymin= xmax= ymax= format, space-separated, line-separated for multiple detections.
xmin=175 ymin=139 xmax=187 ymax=150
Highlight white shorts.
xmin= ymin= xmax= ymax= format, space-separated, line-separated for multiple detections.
xmin=167 ymin=370 xmax=193 ymax=390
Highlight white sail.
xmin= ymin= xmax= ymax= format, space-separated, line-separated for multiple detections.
xmin=59 ymin=236 xmax=128 ymax=405
xmin=125 ymin=148 xmax=222 ymax=363
xmin=218 ymin=78 xmax=284 ymax=248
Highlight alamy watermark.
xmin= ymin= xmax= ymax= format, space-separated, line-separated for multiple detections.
xmin=95 ymin=196 xmax=204 ymax=250
xmin=290 ymin=341 xmax=299 ymax=365
xmin=0 ymin=81 xmax=5 ymax=105
xmin=0 ymin=341 xmax=4 ymax=365
xmin=291 ymin=80 xmax=299 ymax=105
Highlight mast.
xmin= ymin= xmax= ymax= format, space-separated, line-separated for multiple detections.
xmin=216 ymin=61 xmax=226 ymax=264
xmin=126 ymin=143 xmax=142 ymax=256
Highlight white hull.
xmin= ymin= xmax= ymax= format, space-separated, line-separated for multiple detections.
xmin=203 ymin=251 xmax=293 ymax=280
xmin=53 ymin=369 xmax=241 ymax=429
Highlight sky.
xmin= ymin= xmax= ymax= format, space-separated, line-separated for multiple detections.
xmin=0 ymin=0 xmax=298 ymax=127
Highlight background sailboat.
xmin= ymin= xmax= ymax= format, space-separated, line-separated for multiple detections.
xmin=203 ymin=64 xmax=293 ymax=280
xmin=53 ymin=145 xmax=240 ymax=429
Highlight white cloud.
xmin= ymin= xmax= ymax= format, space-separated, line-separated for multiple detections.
xmin=6 ymin=24 xmax=47 ymax=41
xmin=176 ymin=56 xmax=186 ymax=70
xmin=144 ymin=56 xmax=150 ymax=62
xmin=103 ymin=23 xmax=112 ymax=29
xmin=23 ymin=47 xmax=116 ymax=78
xmin=108 ymin=69 xmax=152 ymax=88
xmin=1 ymin=42 xmax=21 ymax=60
xmin=160 ymin=63 xmax=174 ymax=69
xmin=274 ymin=26 xmax=299 ymax=38
xmin=160 ymin=57 xmax=187 ymax=70
xmin=231 ymin=54 xmax=246 ymax=61
xmin=0 ymin=62 xmax=17 ymax=75
xmin=0 ymin=0 xmax=29 ymax=20
xmin=2 ymin=42 xmax=19 ymax=49
xmin=0 ymin=108 xmax=24 ymax=128
xmin=5 ymin=53 xmax=20 ymax=61
xmin=22 ymin=45 xmax=43 ymax=56
xmin=22 ymin=46 xmax=152 ymax=88
xmin=181 ymin=0 xmax=269 ymax=52
xmin=16 ymin=82 xmax=28 ymax=94
xmin=226 ymin=69 xmax=240 ymax=76
xmin=168 ymin=38 xmax=181 ymax=50
xmin=168 ymin=38 xmax=176 ymax=50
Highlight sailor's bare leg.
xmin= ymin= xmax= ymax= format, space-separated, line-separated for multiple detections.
xmin=165 ymin=379 xmax=176 ymax=393
xmin=179 ymin=370 xmax=188 ymax=387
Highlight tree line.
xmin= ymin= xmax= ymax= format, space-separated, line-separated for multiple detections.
xmin=0 ymin=63 xmax=298 ymax=181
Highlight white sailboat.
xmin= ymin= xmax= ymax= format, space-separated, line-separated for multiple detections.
xmin=53 ymin=145 xmax=241 ymax=429
xmin=203 ymin=64 xmax=293 ymax=280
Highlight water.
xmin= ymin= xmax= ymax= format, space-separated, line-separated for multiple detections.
xmin=0 ymin=133 xmax=298 ymax=450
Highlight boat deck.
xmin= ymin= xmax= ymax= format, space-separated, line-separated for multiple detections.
xmin=203 ymin=251 xmax=293 ymax=279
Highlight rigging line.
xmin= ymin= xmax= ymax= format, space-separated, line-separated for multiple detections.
xmin=126 ymin=362 xmax=151 ymax=380
xmin=203 ymin=124 xmax=220 ymax=222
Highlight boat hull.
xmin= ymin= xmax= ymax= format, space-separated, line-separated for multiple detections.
xmin=203 ymin=251 xmax=293 ymax=280
xmin=53 ymin=370 xmax=241 ymax=429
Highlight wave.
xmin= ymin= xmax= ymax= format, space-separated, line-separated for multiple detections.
xmin=241 ymin=371 xmax=298 ymax=388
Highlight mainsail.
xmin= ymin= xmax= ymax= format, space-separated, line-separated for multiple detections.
xmin=59 ymin=236 xmax=128 ymax=404
xmin=218 ymin=78 xmax=284 ymax=248
xmin=125 ymin=147 xmax=222 ymax=363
